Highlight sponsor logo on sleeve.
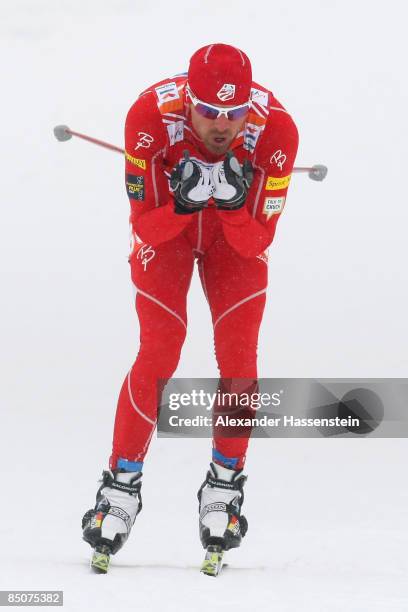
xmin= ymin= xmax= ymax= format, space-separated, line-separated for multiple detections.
xmin=217 ymin=83 xmax=236 ymax=102
xmin=263 ymin=196 xmax=286 ymax=219
xmin=134 ymin=132 xmax=154 ymax=150
xmin=125 ymin=151 xmax=146 ymax=169
xmin=126 ymin=174 xmax=145 ymax=201
xmin=270 ymin=149 xmax=287 ymax=171
xmin=250 ymin=87 xmax=269 ymax=107
xmin=155 ymin=82 xmax=180 ymax=104
xmin=265 ymin=174 xmax=291 ymax=190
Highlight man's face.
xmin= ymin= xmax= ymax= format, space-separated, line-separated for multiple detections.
xmin=190 ymin=104 xmax=248 ymax=156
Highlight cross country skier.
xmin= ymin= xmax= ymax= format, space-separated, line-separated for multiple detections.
xmin=82 ymin=43 xmax=299 ymax=574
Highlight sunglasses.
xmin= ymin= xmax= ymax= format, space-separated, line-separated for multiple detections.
xmin=186 ymin=85 xmax=251 ymax=121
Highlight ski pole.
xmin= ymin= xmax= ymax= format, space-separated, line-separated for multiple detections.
xmin=53 ymin=125 xmax=124 ymax=154
xmin=53 ymin=125 xmax=328 ymax=181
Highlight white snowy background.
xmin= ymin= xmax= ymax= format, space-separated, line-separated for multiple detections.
xmin=1 ymin=0 xmax=407 ymax=610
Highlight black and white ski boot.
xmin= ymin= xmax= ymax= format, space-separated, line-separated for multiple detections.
xmin=197 ymin=462 xmax=248 ymax=576
xmin=82 ymin=469 xmax=142 ymax=573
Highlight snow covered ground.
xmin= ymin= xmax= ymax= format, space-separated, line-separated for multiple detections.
xmin=1 ymin=1 xmax=407 ymax=610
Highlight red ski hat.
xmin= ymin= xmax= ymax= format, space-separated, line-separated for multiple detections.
xmin=188 ymin=43 xmax=252 ymax=106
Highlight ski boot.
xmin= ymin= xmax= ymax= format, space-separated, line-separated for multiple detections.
xmin=197 ymin=462 xmax=248 ymax=576
xmin=82 ymin=469 xmax=142 ymax=573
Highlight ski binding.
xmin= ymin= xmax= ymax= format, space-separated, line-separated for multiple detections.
xmin=200 ymin=544 xmax=225 ymax=577
xmin=90 ymin=545 xmax=111 ymax=574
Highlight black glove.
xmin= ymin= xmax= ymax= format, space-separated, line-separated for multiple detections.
xmin=170 ymin=150 xmax=212 ymax=215
xmin=212 ymin=151 xmax=254 ymax=210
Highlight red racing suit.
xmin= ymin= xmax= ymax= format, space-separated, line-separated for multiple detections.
xmin=110 ymin=74 xmax=299 ymax=471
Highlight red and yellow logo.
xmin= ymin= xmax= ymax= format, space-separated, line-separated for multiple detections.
xmin=265 ymin=174 xmax=291 ymax=190
xmin=125 ymin=151 xmax=147 ymax=170
xmin=95 ymin=512 xmax=104 ymax=528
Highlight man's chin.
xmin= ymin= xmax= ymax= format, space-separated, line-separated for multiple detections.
xmin=205 ymin=138 xmax=231 ymax=155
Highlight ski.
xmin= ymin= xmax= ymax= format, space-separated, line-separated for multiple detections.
xmin=200 ymin=545 xmax=225 ymax=577
xmin=90 ymin=545 xmax=111 ymax=574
